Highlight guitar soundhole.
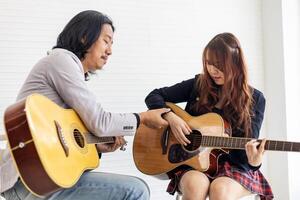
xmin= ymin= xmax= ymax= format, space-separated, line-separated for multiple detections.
xmin=184 ymin=130 xmax=202 ymax=151
xmin=73 ymin=129 xmax=85 ymax=148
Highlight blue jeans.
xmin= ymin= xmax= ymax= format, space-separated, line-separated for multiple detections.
xmin=2 ymin=172 xmax=150 ymax=200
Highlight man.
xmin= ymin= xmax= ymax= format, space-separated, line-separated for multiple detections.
xmin=0 ymin=10 xmax=169 ymax=200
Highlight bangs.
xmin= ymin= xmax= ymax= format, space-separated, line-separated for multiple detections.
xmin=205 ymin=47 xmax=225 ymax=71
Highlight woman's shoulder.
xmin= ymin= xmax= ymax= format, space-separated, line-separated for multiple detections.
xmin=251 ymin=87 xmax=265 ymax=99
xmin=250 ymin=87 xmax=266 ymax=108
xmin=195 ymin=73 xmax=202 ymax=79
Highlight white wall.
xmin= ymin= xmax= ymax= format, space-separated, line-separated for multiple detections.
xmin=282 ymin=0 xmax=300 ymax=200
xmin=261 ymin=0 xmax=289 ymax=199
xmin=262 ymin=0 xmax=300 ymax=199
xmin=0 ymin=0 xmax=268 ymax=199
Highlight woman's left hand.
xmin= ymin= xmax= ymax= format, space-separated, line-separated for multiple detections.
xmin=245 ymin=139 xmax=266 ymax=167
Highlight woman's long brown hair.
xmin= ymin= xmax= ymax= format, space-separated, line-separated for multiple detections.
xmin=194 ymin=33 xmax=253 ymax=137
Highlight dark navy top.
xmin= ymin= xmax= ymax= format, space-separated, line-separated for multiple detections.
xmin=145 ymin=75 xmax=266 ymax=171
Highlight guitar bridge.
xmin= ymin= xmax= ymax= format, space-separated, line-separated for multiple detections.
xmin=54 ymin=120 xmax=69 ymax=157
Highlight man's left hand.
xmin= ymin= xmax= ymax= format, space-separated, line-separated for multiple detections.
xmin=96 ymin=136 xmax=127 ymax=153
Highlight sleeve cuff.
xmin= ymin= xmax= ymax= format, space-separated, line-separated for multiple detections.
xmin=133 ymin=113 xmax=140 ymax=128
xmin=248 ymin=163 xmax=261 ymax=171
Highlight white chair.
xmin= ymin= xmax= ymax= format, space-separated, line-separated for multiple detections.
xmin=176 ymin=193 xmax=260 ymax=200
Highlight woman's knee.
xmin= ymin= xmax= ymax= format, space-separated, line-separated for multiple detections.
xmin=209 ymin=179 xmax=228 ymax=199
xmin=209 ymin=177 xmax=250 ymax=200
xmin=179 ymin=171 xmax=210 ymax=199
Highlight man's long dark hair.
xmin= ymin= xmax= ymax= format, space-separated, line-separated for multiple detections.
xmin=53 ymin=10 xmax=114 ymax=60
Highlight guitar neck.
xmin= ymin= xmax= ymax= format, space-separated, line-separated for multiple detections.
xmin=85 ymin=133 xmax=115 ymax=144
xmin=201 ymin=135 xmax=300 ymax=152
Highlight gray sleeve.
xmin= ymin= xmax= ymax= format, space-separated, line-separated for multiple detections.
xmin=46 ymin=55 xmax=137 ymax=137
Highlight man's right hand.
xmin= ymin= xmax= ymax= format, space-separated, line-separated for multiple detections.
xmin=139 ymin=108 xmax=170 ymax=129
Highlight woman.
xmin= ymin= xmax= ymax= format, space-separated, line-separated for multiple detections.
xmin=145 ymin=33 xmax=273 ymax=200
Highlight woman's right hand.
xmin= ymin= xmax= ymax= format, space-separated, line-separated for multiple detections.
xmin=164 ymin=112 xmax=192 ymax=146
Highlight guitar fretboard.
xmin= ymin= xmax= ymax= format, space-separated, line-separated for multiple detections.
xmin=200 ymin=136 xmax=300 ymax=152
xmin=85 ymin=133 xmax=115 ymax=144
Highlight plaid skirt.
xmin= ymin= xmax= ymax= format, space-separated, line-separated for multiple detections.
xmin=167 ymin=162 xmax=274 ymax=200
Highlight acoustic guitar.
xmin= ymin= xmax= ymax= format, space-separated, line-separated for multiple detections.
xmin=4 ymin=94 xmax=116 ymax=197
xmin=133 ymin=102 xmax=300 ymax=179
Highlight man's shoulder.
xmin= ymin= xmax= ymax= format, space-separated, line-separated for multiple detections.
xmin=43 ymin=49 xmax=83 ymax=75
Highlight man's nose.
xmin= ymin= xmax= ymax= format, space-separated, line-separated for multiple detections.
xmin=107 ymin=45 xmax=112 ymax=56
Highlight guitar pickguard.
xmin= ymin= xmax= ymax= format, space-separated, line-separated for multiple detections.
xmin=168 ymin=144 xmax=200 ymax=163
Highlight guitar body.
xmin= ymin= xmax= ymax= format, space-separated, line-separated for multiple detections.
xmin=133 ymin=103 xmax=229 ymax=179
xmin=4 ymin=94 xmax=99 ymax=197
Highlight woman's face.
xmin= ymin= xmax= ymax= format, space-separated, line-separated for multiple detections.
xmin=206 ymin=64 xmax=224 ymax=85
xmin=81 ymin=24 xmax=114 ymax=72
xmin=205 ymin=51 xmax=225 ymax=85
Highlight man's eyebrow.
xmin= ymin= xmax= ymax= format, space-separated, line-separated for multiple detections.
xmin=104 ymin=34 xmax=113 ymax=40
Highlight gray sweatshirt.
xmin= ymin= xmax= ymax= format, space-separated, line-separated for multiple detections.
xmin=0 ymin=48 xmax=138 ymax=193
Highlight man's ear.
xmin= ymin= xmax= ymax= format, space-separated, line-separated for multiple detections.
xmin=81 ymin=36 xmax=87 ymax=45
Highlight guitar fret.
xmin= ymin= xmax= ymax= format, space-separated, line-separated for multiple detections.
xmin=206 ymin=136 xmax=209 ymax=147
xmin=214 ymin=137 xmax=217 ymax=147
xmin=287 ymin=142 xmax=292 ymax=151
xmin=234 ymin=138 xmax=237 ymax=148
xmin=227 ymin=137 xmax=230 ymax=148
xmin=269 ymin=141 xmax=274 ymax=150
xmin=213 ymin=136 xmax=216 ymax=147
xmin=268 ymin=140 xmax=273 ymax=150
xmin=236 ymin=138 xmax=240 ymax=148
xmin=240 ymin=139 xmax=244 ymax=149
xmin=239 ymin=138 xmax=243 ymax=149
xmin=221 ymin=138 xmax=223 ymax=148
xmin=284 ymin=142 xmax=289 ymax=151
xmin=293 ymin=143 xmax=300 ymax=152
xmin=207 ymin=136 xmax=211 ymax=147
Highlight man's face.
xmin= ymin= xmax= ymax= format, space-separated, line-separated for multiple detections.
xmin=82 ymin=24 xmax=114 ymax=72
